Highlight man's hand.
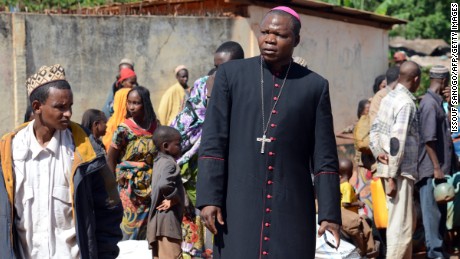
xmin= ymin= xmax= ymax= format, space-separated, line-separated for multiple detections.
xmin=377 ymin=153 xmax=389 ymax=164
xmin=433 ymin=167 xmax=445 ymax=179
xmin=357 ymin=201 xmax=365 ymax=208
xmin=318 ymin=221 xmax=340 ymax=249
xmin=386 ymin=178 xmax=397 ymax=198
xmin=200 ymin=205 xmax=224 ymax=235
xmin=426 ymin=142 xmax=443 ymax=179
xmin=442 ymin=87 xmax=451 ymax=104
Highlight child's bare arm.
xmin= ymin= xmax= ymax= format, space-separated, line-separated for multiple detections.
xmin=354 ymin=201 xmax=365 ymax=208
xmin=157 ymin=195 xmax=181 ymax=211
xmin=342 ymin=201 xmax=365 ymax=208
xmin=342 ymin=202 xmax=352 ymax=208
xmin=157 ymin=199 xmax=173 ymax=211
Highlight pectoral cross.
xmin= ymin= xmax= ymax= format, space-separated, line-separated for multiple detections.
xmin=256 ymin=135 xmax=271 ymax=154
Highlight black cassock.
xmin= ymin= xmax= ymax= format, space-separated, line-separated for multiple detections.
xmin=196 ymin=56 xmax=341 ymax=258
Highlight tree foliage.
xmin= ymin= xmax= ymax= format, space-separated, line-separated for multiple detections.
xmin=321 ymin=0 xmax=451 ymax=43
xmin=320 ymin=0 xmax=380 ymax=12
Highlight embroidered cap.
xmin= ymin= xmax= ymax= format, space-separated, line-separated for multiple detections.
xmin=26 ymin=64 xmax=67 ymax=96
xmin=429 ymin=65 xmax=449 ymax=79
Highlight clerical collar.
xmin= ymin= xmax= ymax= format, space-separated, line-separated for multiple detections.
xmin=260 ymin=56 xmax=292 ymax=77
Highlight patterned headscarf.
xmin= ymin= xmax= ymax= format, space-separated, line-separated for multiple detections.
xmin=171 ymin=76 xmax=208 ymax=166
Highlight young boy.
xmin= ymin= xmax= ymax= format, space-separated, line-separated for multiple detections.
xmin=339 ymin=158 xmax=365 ymax=214
xmin=339 ymin=158 xmax=379 ymax=257
xmin=147 ymin=126 xmax=185 ymax=259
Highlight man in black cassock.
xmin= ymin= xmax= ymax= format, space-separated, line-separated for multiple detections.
xmin=196 ymin=6 xmax=341 ymax=258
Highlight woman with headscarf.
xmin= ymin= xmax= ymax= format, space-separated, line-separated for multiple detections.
xmin=102 ymin=58 xmax=135 ymax=118
xmin=352 ymin=99 xmax=374 ymax=218
xmin=102 ymin=68 xmax=137 ymax=151
xmin=107 ymin=86 xmax=158 ymax=240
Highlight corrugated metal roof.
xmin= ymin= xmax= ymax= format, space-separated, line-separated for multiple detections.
xmin=390 ymin=37 xmax=450 ymax=56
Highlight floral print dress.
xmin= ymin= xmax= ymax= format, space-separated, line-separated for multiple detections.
xmin=172 ymin=76 xmax=208 ymax=204
xmin=112 ymin=118 xmax=157 ymax=240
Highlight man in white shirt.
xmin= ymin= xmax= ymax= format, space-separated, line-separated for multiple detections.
xmin=0 ymin=64 xmax=123 ymax=259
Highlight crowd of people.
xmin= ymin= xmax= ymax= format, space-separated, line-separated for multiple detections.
xmin=0 ymin=5 xmax=458 ymax=259
xmin=335 ymin=53 xmax=459 ymax=259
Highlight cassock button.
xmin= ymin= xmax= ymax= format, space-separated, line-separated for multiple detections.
xmin=273 ymin=96 xmax=278 ymax=101
xmin=274 ymin=83 xmax=280 ymax=88
xmin=268 ymin=152 xmax=275 ymax=156
xmin=266 ymin=208 xmax=271 ymax=213
xmin=270 ymin=137 xmax=276 ymax=141
xmin=263 ymin=251 xmax=268 ymax=255
xmin=272 ymin=110 xmax=277 ymax=114
xmin=265 ymin=222 xmax=270 ymax=227
xmin=267 ymin=180 xmax=273 ymax=185
xmin=270 ymin=123 xmax=276 ymax=128
xmin=264 ymin=236 xmax=270 ymax=241
xmin=267 ymin=194 xmax=272 ymax=199
xmin=268 ymin=166 xmax=274 ymax=171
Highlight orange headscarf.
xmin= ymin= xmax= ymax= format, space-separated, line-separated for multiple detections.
xmin=102 ymin=88 xmax=131 ymax=151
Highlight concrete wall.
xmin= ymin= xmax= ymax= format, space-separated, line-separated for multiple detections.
xmin=0 ymin=14 xmax=14 ymax=132
xmin=0 ymin=11 xmax=388 ymax=136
